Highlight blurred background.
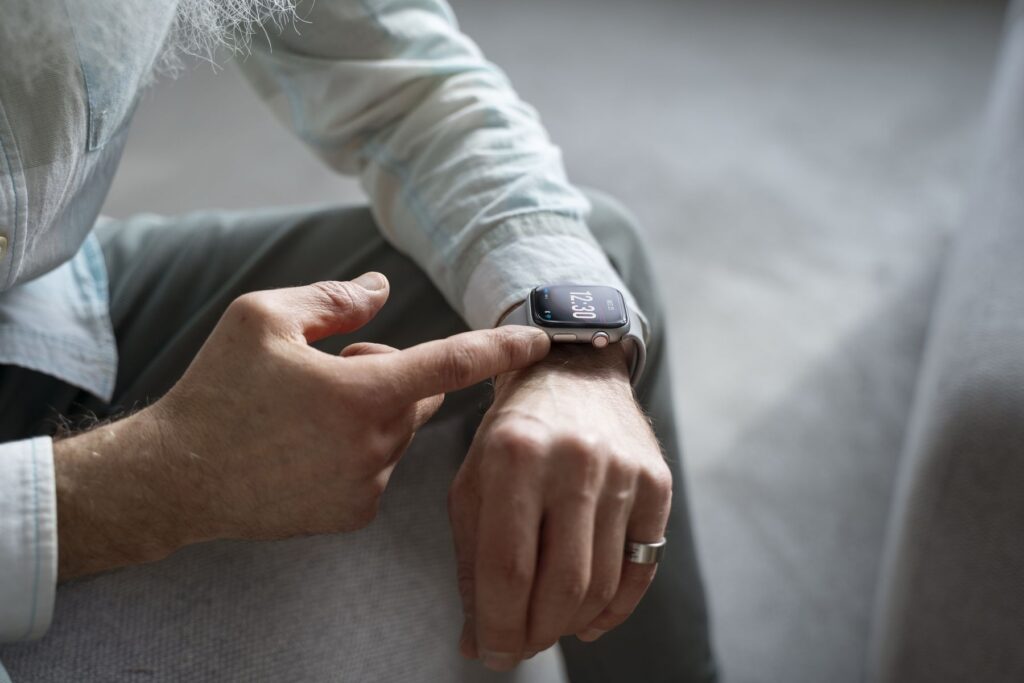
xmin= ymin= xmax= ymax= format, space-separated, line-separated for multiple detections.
xmin=101 ymin=0 xmax=1008 ymax=681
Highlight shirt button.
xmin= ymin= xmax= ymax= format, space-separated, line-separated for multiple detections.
xmin=0 ymin=234 xmax=7 ymax=260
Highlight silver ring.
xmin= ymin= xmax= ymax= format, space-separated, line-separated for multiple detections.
xmin=625 ymin=538 xmax=666 ymax=565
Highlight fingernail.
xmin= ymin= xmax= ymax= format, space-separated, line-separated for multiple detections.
xmin=353 ymin=272 xmax=387 ymax=291
xmin=578 ymin=628 xmax=606 ymax=642
xmin=506 ymin=325 xmax=545 ymax=338
xmin=479 ymin=650 xmax=518 ymax=672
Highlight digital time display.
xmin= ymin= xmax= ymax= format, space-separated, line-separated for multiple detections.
xmin=531 ymin=285 xmax=628 ymax=328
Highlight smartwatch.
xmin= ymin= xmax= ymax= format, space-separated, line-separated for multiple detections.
xmin=500 ymin=285 xmax=646 ymax=385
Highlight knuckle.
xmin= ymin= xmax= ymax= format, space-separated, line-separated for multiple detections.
xmin=640 ymin=463 xmax=673 ymax=499
xmin=439 ymin=342 xmax=480 ymax=389
xmin=559 ymin=437 xmax=604 ymax=475
xmin=551 ymin=570 xmax=588 ymax=603
xmin=554 ymin=434 xmax=604 ymax=484
xmin=311 ymin=280 xmax=360 ymax=314
xmin=482 ymin=553 xmax=533 ymax=590
xmin=588 ymin=580 xmax=619 ymax=607
xmin=609 ymin=456 xmax=641 ymax=485
xmin=557 ymin=432 xmax=602 ymax=459
xmin=481 ymin=430 xmax=551 ymax=490
xmin=488 ymin=422 xmax=546 ymax=463
xmin=227 ymin=292 xmax=275 ymax=326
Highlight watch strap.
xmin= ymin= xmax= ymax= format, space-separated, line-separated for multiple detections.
xmin=623 ymin=331 xmax=646 ymax=386
xmin=501 ymin=300 xmax=530 ymax=326
xmin=500 ymin=299 xmax=646 ymax=387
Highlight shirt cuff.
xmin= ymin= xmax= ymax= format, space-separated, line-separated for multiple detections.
xmin=459 ymin=214 xmax=649 ymax=340
xmin=0 ymin=437 xmax=58 ymax=643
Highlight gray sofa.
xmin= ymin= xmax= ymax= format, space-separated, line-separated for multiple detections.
xmin=867 ymin=4 xmax=1024 ymax=680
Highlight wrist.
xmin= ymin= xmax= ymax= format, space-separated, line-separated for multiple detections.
xmin=53 ymin=407 xmax=194 ymax=580
xmin=495 ymin=285 xmax=646 ymax=387
xmin=494 ymin=343 xmax=632 ymax=397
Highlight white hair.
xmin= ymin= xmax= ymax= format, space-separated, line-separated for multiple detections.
xmin=0 ymin=0 xmax=300 ymax=84
xmin=160 ymin=0 xmax=299 ymax=74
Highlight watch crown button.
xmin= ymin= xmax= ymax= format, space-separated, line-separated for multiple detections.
xmin=592 ymin=332 xmax=610 ymax=349
xmin=552 ymin=333 xmax=578 ymax=343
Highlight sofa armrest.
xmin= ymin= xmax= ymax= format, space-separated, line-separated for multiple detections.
xmin=868 ymin=6 xmax=1024 ymax=682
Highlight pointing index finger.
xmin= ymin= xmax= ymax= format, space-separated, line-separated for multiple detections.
xmin=383 ymin=326 xmax=550 ymax=400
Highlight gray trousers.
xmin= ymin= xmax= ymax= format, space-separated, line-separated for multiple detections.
xmin=0 ymin=191 xmax=715 ymax=682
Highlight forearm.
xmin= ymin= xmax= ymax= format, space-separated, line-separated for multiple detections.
xmin=236 ymin=1 xmax=644 ymax=332
xmin=53 ymin=406 xmax=191 ymax=581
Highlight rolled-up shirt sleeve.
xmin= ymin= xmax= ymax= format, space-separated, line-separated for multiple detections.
xmin=237 ymin=0 xmax=647 ymax=334
xmin=0 ymin=437 xmax=57 ymax=643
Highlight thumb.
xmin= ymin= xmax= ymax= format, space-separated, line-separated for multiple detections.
xmin=273 ymin=272 xmax=390 ymax=343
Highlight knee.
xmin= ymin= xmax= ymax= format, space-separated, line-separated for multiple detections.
xmin=580 ymin=187 xmax=664 ymax=339
xmin=581 ymin=187 xmax=647 ymax=278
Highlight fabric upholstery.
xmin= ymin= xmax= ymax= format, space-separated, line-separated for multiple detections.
xmin=868 ymin=4 xmax=1024 ymax=680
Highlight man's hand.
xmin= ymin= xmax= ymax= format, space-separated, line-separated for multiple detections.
xmin=54 ymin=273 xmax=550 ymax=580
xmin=448 ymin=344 xmax=672 ymax=671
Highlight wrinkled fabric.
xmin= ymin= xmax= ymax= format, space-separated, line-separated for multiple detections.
xmin=0 ymin=438 xmax=56 ymax=645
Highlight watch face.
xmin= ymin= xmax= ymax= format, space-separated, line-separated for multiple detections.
xmin=531 ymin=285 xmax=628 ymax=329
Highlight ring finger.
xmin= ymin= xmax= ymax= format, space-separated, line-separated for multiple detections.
xmin=577 ymin=469 xmax=670 ymax=639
